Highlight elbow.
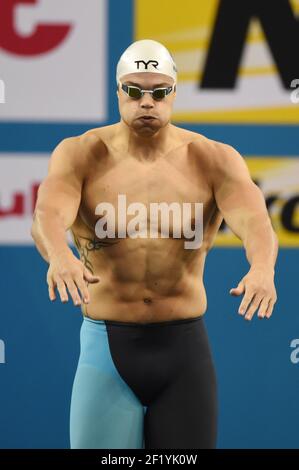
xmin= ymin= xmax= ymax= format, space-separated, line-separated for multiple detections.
xmin=30 ymin=206 xmax=45 ymax=240
xmin=273 ymin=230 xmax=279 ymax=248
xmin=30 ymin=222 xmax=38 ymax=241
xmin=31 ymin=210 xmax=41 ymax=241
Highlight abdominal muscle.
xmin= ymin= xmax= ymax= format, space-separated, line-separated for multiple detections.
xmin=74 ymin=234 xmax=208 ymax=323
xmin=82 ymin=275 xmax=208 ymax=323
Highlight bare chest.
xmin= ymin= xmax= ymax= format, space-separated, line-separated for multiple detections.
xmin=78 ymin=144 xmax=216 ymax=238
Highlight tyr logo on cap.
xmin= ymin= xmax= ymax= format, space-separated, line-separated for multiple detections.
xmin=134 ymin=60 xmax=159 ymax=70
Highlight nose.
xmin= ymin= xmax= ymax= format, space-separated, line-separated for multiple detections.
xmin=140 ymin=92 xmax=154 ymax=108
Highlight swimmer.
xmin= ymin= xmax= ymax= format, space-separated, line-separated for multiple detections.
xmin=31 ymin=39 xmax=278 ymax=449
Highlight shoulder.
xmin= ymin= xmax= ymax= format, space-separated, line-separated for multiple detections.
xmin=187 ymin=132 xmax=238 ymax=160
xmin=77 ymin=126 xmax=109 ymax=156
xmin=187 ymin=134 xmax=248 ymax=175
xmin=51 ymin=126 xmax=110 ymax=173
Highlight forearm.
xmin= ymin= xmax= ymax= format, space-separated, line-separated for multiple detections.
xmin=31 ymin=209 xmax=73 ymax=263
xmin=31 ymin=227 xmax=51 ymax=262
xmin=243 ymin=216 xmax=279 ymax=272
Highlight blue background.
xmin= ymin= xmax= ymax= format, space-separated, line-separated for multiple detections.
xmin=0 ymin=0 xmax=298 ymax=448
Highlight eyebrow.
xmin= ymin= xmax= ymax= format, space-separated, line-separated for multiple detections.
xmin=124 ymin=81 xmax=171 ymax=88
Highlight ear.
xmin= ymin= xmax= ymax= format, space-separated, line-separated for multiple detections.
xmin=172 ymin=84 xmax=177 ymax=100
xmin=116 ymin=82 xmax=120 ymax=97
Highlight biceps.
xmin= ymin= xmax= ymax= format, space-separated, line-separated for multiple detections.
xmin=35 ymin=176 xmax=81 ymax=230
xmin=215 ymin=180 xmax=268 ymax=234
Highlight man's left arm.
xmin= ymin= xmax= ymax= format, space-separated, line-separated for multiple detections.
xmin=213 ymin=144 xmax=278 ymax=321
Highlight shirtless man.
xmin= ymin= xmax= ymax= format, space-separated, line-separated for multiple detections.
xmin=31 ymin=39 xmax=278 ymax=450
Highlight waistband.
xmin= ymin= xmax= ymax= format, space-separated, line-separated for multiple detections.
xmin=83 ymin=314 xmax=204 ymax=328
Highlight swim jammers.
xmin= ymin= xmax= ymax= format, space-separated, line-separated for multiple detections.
xmin=70 ymin=314 xmax=217 ymax=449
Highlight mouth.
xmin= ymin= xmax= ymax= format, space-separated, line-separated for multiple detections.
xmin=138 ymin=116 xmax=156 ymax=121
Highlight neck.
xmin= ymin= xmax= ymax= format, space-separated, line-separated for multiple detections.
xmin=116 ymin=118 xmax=174 ymax=160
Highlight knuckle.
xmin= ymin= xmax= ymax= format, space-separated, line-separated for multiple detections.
xmin=57 ymin=282 xmax=66 ymax=291
xmin=76 ymin=286 xmax=85 ymax=295
xmin=74 ymin=273 xmax=84 ymax=283
xmin=69 ymin=267 xmax=79 ymax=276
xmin=59 ymin=269 xmax=69 ymax=278
xmin=77 ymin=280 xmax=87 ymax=289
xmin=248 ymin=283 xmax=257 ymax=290
xmin=248 ymin=305 xmax=258 ymax=314
xmin=68 ymin=287 xmax=78 ymax=295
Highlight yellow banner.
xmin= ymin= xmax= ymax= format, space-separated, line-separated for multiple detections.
xmin=135 ymin=0 xmax=299 ymax=124
xmin=215 ymin=158 xmax=299 ymax=247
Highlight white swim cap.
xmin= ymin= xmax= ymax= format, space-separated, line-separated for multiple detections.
xmin=116 ymin=39 xmax=177 ymax=84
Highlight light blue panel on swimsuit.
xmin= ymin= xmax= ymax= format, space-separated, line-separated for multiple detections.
xmin=70 ymin=318 xmax=145 ymax=449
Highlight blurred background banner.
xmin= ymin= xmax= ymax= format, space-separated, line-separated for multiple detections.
xmin=136 ymin=0 xmax=299 ymax=124
xmin=0 ymin=0 xmax=298 ymax=449
xmin=217 ymin=157 xmax=299 ymax=247
xmin=0 ymin=0 xmax=107 ymax=122
xmin=0 ymin=155 xmax=47 ymax=243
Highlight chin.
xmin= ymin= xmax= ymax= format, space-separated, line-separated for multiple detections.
xmin=136 ymin=126 xmax=160 ymax=137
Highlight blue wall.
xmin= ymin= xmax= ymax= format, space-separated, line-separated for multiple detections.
xmin=0 ymin=247 xmax=297 ymax=448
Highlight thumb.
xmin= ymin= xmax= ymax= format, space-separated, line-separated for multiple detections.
xmin=229 ymin=280 xmax=245 ymax=296
xmin=83 ymin=268 xmax=100 ymax=284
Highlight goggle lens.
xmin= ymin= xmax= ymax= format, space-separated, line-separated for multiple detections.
xmin=121 ymin=83 xmax=173 ymax=101
xmin=152 ymin=88 xmax=167 ymax=100
xmin=128 ymin=87 xmax=142 ymax=99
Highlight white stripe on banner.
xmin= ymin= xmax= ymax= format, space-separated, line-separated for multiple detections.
xmin=0 ymin=0 xmax=107 ymax=122
xmin=0 ymin=155 xmax=48 ymax=244
xmin=0 ymin=154 xmax=72 ymax=245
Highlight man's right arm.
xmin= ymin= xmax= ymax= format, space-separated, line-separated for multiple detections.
xmin=31 ymin=137 xmax=82 ymax=262
xmin=31 ymin=137 xmax=100 ymax=305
